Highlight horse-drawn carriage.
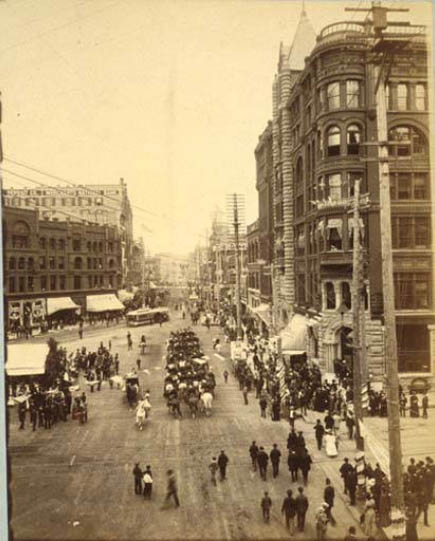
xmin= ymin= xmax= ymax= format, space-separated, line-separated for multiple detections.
xmin=125 ymin=372 xmax=141 ymax=409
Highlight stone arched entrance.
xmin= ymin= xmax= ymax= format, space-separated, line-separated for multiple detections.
xmin=323 ymin=315 xmax=353 ymax=373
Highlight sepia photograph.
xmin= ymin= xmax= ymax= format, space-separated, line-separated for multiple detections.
xmin=0 ymin=0 xmax=434 ymax=540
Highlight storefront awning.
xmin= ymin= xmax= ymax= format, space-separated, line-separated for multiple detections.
xmin=87 ymin=294 xmax=125 ymax=312
xmin=46 ymin=297 xmax=79 ymax=316
xmin=252 ymin=303 xmax=272 ymax=328
xmin=6 ymin=344 xmax=48 ymax=376
xmin=279 ymin=314 xmax=309 ymax=352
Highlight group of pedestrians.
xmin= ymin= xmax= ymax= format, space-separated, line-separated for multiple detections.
xmin=249 ymin=441 xmax=281 ymax=480
xmin=132 ymin=464 xmax=180 ymax=508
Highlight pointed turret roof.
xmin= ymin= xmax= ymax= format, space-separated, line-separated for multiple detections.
xmin=288 ymin=4 xmax=317 ymax=70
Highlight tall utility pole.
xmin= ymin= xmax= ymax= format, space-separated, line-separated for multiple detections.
xmin=345 ymin=2 xmax=425 ymax=528
xmin=141 ymin=239 xmax=146 ymax=308
xmin=226 ymin=193 xmax=245 ymax=340
xmin=351 ymin=178 xmax=364 ymax=451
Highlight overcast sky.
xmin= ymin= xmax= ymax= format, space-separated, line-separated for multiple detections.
xmin=0 ymin=0 xmax=431 ymax=254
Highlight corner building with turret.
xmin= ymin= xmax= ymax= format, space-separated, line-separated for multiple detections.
xmin=271 ymin=9 xmax=434 ymax=384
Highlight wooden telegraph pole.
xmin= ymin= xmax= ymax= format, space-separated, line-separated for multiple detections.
xmin=351 ymin=178 xmax=364 ymax=451
xmin=344 ymin=2 xmax=425 ymax=535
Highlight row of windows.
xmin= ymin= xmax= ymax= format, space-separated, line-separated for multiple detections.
xmin=320 ymin=80 xmax=363 ymax=112
xmin=8 ymin=274 xmax=121 ymax=293
xmin=293 ymin=170 xmax=429 ymax=218
xmin=391 ymin=217 xmax=431 ymax=249
xmin=8 ymin=256 xmax=119 ymax=271
xmin=8 ymin=196 xmax=112 ymax=207
xmin=386 ymin=83 xmax=427 ymax=112
xmin=296 ymin=217 xmax=365 ymax=254
xmin=39 ymin=238 xmax=117 ymax=252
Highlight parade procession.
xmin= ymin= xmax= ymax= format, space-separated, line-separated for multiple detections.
xmin=2 ymin=1 xmax=435 ymax=541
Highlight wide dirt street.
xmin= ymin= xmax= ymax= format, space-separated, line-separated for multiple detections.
xmin=8 ymin=310 xmax=365 ymax=540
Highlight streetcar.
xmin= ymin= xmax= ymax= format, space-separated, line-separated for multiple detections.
xmin=126 ymin=307 xmax=170 ymax=327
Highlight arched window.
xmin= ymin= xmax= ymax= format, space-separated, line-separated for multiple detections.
xmin=12 ymin=221 xmax=30 ymax=249
xmin=388 ymin=126 xmax=427 ymax=157
xmin=342 ymin=282 xmax=352 ymax=309
xmin=327 ymin=126 xmax=341 ymax=156
xmin=74 ymin=257 xmax=82 ymax=270
xmin=325 ymin=282 xmax=336 ymax=309
xmin=347 ymin=124 xmax=361 ymax=155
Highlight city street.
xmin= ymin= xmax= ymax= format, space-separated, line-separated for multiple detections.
xmin=8 ymin=311 xmax=365 ymax=540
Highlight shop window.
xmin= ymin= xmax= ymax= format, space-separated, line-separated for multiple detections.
xmin=397 ymin=83 xmax=408 ymax=111
xmin=327 ymin=82 xmax=340 ymax=110
xmin=394 ymin=273 xmax=431 ymax=309
xmin=414 ymin=173 xmax=429 ymax=199
xmin=18 ymin=277 xmax=25 ymax=292
xmin=326 ymin=219 xmax=343 ymax=251
xmin=297 ymin=274 xmax=306 ymax=306
xmin=325 ymin=282 xmax=336 ymax=309
xmin=397 ymin=324 xmax=430 ymax=373
xmin=415 ymin=217 xmax=431 ymax=248
xmin=398 ymin=173 xmax=412 ymax=199
xmin=327 ymin=126 xmax=341 ymax=156
xmin=9 ymin=257 xmax=16 ymax=270
xmin=347 ymin=124 xmax=361 ymax=154
xmin=342 ymin=282 xmax=352 ymax=309
xmin=415 ymin=84 xmax=426 ymax=111
xmin=346 ymin=80 xmax=361 ymax=107
xmin=59 ymin=275 xmax=66 ymax=290
xmin=388 ymin=126 xmax=427 ymax=157
xmin=326 ymin=173 xmax=342 ymax=201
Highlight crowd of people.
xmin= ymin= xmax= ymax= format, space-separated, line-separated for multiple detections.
xmin=163 ymin=328 xmax=216 ymax=418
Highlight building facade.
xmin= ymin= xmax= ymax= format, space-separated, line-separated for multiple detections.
xmin=247 ymin=122 xmax=275 ymax=333
xmin=3 ymin=178 xmax=133 ymax=285
xmin=271 ymin=10 xmax=434 ymax=381
xmin=3 ymin=206 xmax=122 ymax=331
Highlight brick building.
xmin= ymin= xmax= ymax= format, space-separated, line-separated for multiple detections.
xmin=2 ymin=178 xmax=133 ymax=285
xmin=3 ymin=206 xmax=123 ymax=332
xmin=269 ymin=8 xmax=434 ymax=381
xmin=247 ymin=121 xmax=275 ymax=333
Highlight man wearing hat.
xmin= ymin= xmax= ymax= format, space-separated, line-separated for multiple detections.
xmin=217 ymin=450 xmax=229 ymax=481
xmin=143 ymin=465 xmax=153 ymax=500
xmin=132 ymin=462 xmax=143 ymax=495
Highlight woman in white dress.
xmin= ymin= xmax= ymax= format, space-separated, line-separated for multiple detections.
xmin=143 ymin=392 xmax=152 ymax=419
xmin=324 ymin=430 xmax=338 ymax=458
xmin=135 ymin=400 xmax=147 ymax=430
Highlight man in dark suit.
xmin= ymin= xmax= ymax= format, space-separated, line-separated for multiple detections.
xmin=217 ymin=450 xmax=229 ymax=481
xmin=295 ymin=486 xmax=309 ymax=532
xmin=257 ymin=447 xmax=269 ymax=481
xmin=270 ymin=443 xmax=281 ymax=478
xmin=281 ymin=489 xmax=297 ymax=534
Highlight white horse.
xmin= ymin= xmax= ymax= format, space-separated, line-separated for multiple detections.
xmin=200 ymin=392 xmax=213 ymax=417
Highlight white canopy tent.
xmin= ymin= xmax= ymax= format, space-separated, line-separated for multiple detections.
xmin=6 ymin=343 xmax=48 ymax=376
xmin=46 ymin=297 xmax=79 ymax=316
xmin=86 ymin=294 xmax=125 ymax=312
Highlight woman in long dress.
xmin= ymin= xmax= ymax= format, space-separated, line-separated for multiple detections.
xmin=324 ymin=430 xmax=338 ymax=458
xmin=143 ymin=392 xmax=152 ymax=419
xmin=363 ymin=500 xmax=378 ymax=538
